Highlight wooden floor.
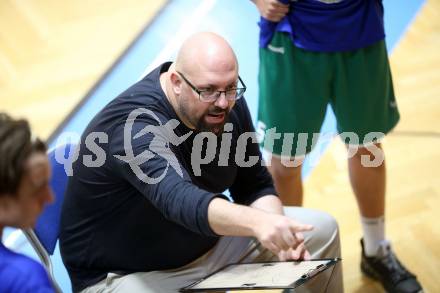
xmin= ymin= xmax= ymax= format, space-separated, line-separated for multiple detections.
xmin=0 ymin=0 xmax=167 ymax=139
xmin=1 ymin=0 xmax=439 ymax=292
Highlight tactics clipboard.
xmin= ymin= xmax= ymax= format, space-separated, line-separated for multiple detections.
xmin=180 ymin=258 xmax=341 ymax=292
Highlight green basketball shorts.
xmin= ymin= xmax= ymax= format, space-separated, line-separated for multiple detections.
xmin=257 ymin=32 xmax=400 ymax=157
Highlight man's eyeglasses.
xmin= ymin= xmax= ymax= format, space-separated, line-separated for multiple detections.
xmin=177 ymin=71 xmax=246 ymax=103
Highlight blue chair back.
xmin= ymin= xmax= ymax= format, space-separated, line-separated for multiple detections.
xmin=34 ymin=144 xmax=74 ymax=255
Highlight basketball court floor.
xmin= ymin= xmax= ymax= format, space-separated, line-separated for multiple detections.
xmin=1 ymin=0 xmax=439 ymax=292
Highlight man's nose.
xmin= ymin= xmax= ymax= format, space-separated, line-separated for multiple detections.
xmin=214 ymin=92 xmax=229 ymax=109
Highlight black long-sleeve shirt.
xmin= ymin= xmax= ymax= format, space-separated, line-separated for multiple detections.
xmin=59 ymin=62 xmax=276 ymax=292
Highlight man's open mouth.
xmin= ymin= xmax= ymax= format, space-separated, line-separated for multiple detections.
xmin=205 ymin=112 xmax=226 ymax=123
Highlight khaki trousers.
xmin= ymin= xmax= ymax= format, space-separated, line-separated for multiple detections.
xmin=82 ymin=207 xmax=343 ymax=293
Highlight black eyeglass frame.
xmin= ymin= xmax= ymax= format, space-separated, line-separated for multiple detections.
xmin=177 ymin=71 xmax=247 ymax=102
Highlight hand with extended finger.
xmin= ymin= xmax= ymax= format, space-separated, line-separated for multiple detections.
xmin=254 ymin=213 xmax=313 ymax=259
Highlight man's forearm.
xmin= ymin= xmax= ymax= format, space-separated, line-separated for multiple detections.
xmin=207 ymin=197 xmax=264 ymax=237
xmin=207 ymin=195 xmax=284 ymax=237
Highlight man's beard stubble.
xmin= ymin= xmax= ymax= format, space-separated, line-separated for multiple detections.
xmin=196 ymin=107 xmax=229 ymax=135
xmin=179 ymin=100 xmax=230 ymax=136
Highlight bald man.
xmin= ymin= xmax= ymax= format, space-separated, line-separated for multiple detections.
xmin=60 ymin=32 xmax=343 ymax=293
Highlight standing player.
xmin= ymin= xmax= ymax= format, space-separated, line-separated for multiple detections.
xmin=252 ymin=0 xmax=423 ymax=292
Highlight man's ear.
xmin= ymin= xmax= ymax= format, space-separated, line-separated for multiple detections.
xmin=170 ymin=72 xmax=182 ymax=95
